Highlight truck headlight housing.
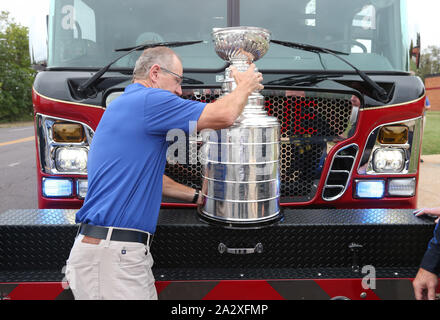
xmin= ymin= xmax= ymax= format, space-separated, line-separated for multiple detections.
xmin=358 ymin=118 xmax=422 ymax=176
xmin=36 ymin=114 xmax=94 ymax=175
xmin=372 ymin=148 xmax=405 ymax=173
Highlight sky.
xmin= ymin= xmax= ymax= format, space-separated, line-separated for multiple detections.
xmin=0 ymin=0 xmax=439 ymax=56
xmin=406 ymin=0 xmax=440 ymax=50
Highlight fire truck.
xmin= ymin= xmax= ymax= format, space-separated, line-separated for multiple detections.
xmin=0 ymin=0 xmax=437 ymax=300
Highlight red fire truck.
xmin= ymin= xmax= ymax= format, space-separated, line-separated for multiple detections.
xmin=0 ymin=0 xmax=437 ymax=300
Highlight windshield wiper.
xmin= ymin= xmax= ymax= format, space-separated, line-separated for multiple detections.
xmin=77 ymin=40 xmax=203 ymax=97
xmin=271 ymin=40 xmax=348 ymax=56
xmin=271 ymin=39 xmax=389 ymax=102
xmin=266 ymin=74 xmax=343 ymax=86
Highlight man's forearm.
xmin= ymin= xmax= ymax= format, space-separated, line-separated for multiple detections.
xmin=162 ymin=175 xmax=197 ymax=202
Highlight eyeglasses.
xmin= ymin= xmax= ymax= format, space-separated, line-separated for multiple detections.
xmin=160 ymin=67 xmax=184 ymax=85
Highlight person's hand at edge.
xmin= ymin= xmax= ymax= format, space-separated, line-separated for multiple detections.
xmin=413 ymin=267 xmax=438 ymax=300
xmin=414 ymin=207 xmax=440 ymax=223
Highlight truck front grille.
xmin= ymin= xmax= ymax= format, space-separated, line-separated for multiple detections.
xmin=164 ymin=88 xmax=356 ymax=202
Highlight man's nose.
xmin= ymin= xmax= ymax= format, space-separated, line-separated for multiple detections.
xmin=175 ymin=85 xmax=182 ymax=96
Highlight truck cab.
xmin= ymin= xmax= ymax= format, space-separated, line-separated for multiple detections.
xmin=3 ymin=0 xmax=432 ymax=300
xmin=31 ymin=0 xmax=424 ymax=210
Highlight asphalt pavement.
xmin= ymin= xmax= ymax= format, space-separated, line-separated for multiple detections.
xmin=0 ymin=122 xmax=438 ymax=213
xmin=0 ymin=122 xmax=38 ymax=213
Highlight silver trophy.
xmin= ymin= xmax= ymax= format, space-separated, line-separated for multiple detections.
xmin=199 ymin=27 xmax=281 ymax=226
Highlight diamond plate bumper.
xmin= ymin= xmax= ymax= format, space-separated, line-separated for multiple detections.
xmin=0 ymin=208 xmax=436 ymax=300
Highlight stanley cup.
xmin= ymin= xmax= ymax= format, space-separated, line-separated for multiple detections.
xmin=199 ymin=27 xmax=281 ymax=226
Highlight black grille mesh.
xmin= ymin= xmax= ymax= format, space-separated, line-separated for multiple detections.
xmin=266 ymin=95 xmax=352 ymax=139
xmin=165 ymin=90 xmax=353 ymax=202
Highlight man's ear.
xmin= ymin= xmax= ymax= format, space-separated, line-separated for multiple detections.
xmin=148 ymin=64 xmax=161 ymax=82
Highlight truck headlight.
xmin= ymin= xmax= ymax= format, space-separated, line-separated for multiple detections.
xmin=55 ymin=147 xmax=88 ymax=172
xmin=372 ymin=148 xmax=405 ymax=173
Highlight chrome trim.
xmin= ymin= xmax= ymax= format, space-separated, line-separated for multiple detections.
xmin=357 ymin=117 xmax=422 ymax=175
xmin=36 ymin=113 xmax=94 ymax=175
xmin=218 ymin=242 xmax=264 ymax=254
xmin=322 ymin=143 xmax=359 ymax=201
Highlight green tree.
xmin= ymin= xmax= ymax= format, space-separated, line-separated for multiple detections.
xmin=0 ymin=11 xmax=36 ymax=122
xmin=416 ymin=45 xmax=440 ymax=81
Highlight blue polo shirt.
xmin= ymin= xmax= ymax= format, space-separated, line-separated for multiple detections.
xmin=420 ymin=223 xmax=440 ymax=275
xmin=75 ymin=83 xmax=206 ymax=233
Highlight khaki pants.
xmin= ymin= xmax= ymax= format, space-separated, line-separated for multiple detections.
xmin=65 ymin=231 xmax=157 ymax=300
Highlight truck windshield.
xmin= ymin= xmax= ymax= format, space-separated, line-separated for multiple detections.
xmin=48 ymin=0 xmax=409 ymax=72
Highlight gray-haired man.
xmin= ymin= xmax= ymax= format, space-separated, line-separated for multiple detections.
xmin=65 ymin=46 xmax=263 ymax=299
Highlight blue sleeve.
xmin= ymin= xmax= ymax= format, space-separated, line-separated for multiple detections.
xmin=420 ymin=223 xmax=440 ymax=275
xmin=144 ymin=89 xmax=206 ymax=135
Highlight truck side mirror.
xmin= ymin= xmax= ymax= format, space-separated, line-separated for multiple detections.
xmin=29 ymin=14 xmax=48 ymax=70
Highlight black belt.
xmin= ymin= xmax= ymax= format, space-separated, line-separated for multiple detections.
xmin=79 ymin=224 xmax=153 ymax=246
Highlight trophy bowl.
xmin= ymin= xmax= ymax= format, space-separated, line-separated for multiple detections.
xmin=212 ymin=26 xmax=271 ymax=62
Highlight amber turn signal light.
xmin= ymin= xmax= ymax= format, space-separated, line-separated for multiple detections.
xmin=52 ymin=122 xmax=85 ymax=143
xmin=378 ymin=126 xmax=408 ymax=144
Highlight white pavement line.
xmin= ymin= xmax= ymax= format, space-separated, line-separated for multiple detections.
xmin=8 ymin=127 xmax=33 ymax=132
xmin=8 ymin=162 xmax=21 ymax=167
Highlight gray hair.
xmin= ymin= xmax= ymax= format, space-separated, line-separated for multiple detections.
xmin=132 ymin=46 xmax=179 ymax=81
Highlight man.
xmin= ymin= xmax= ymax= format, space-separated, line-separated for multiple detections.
xmin=413 ymin=207 xmax=440 ymax=300
xmin=65 ymin=46 xmax=263 ymax=300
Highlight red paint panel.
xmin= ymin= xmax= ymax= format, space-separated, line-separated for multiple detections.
xmin=33 ymin=89 xmax=104 ymax=131
xmin=202 ymin=280 xmax=285 ymax=300
xmin=155 ymin=281 xmax=171 ymax=295
xmin=7 ymin=282 xmax=65 ymax=300
xmin=315 ymin=279 xmax=380 ymax=300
